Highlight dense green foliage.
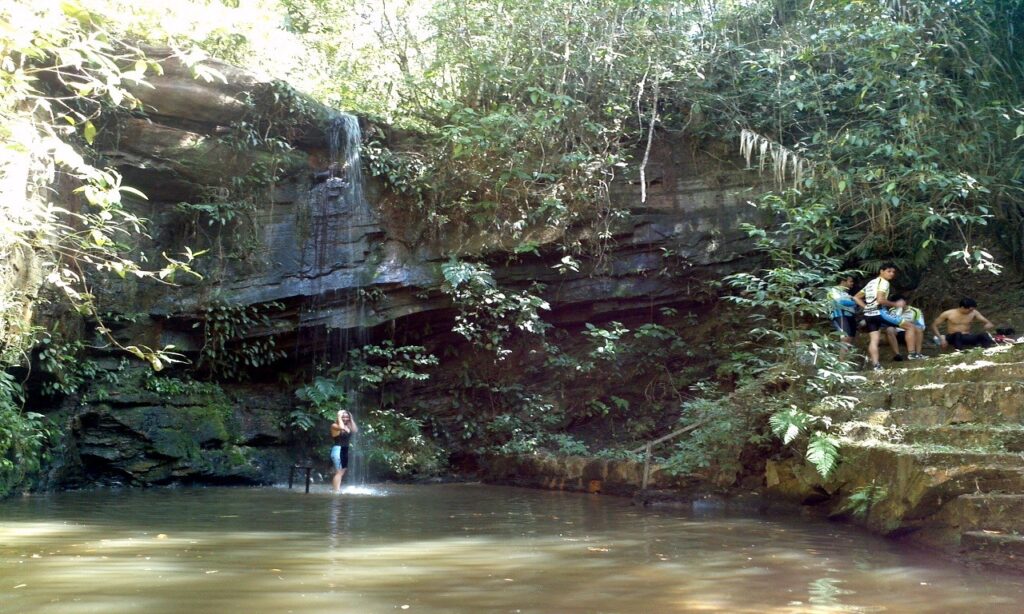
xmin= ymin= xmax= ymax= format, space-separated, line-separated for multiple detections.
xmin=1 ymin=2 xmax=201 ymax=364
xmin=368 ymin=0 xmax=675 ymax=241
xmin=361 ymin=408 xmax=445 ymax=478
xmin=440 ymin=260 xmax=549 ymax=359
xmin=260 ymin=0 xmax=1024 ymax=269
xmin=0 ymin=371 xmax=48 ymax=497
xmin=700 ymin=0 xmax=1023 ymax=272
xmin=0 ymin=1 xmax=206 ymax=493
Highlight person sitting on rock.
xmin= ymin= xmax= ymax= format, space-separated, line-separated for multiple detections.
xmin=879 ymin=295 xmax=907 ymax=360
xmin=931 ymin=297 xmax=995 ymax=352
xmin=883 ymin=295 xmax=926 ymax=360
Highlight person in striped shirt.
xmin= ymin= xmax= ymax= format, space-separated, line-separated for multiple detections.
xmin=853 ymin=263 xmax=900 ymax=370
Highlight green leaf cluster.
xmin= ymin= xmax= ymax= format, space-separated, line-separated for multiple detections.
xmin=0 ymin=371 xmax=49 ymax=497
xmin=361 ymin=408 xmax=445 ymax=478
xmin=441 ymin=259 xmax=550 ymax=359
xmin=197 ymin=301 xmax=286 ymax=380
xmin=1 ymin=1 xmax=201 ymax=373
xmin=683 ymin=0 xmax=1023 ymax=268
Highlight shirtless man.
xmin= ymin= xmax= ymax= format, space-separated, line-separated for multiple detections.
xmin=931 ymin=297 xmax=995 ymax=351
xmin=854 ymin=263 xmax=900 ymax=370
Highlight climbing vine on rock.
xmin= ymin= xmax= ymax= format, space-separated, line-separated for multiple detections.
xmin=196 ymin=301 xmax=286 ymax=380
xmin=440 ymin=259 xmax=549 ymax=360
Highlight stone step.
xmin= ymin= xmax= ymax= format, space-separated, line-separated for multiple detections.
xmin=883 ymin=448 xmax=1024 ymax=469
xmin=948 ymin=494 xmax=1024 ymax=532
xmin=857 ymin=389 xmax=893 ymax=409
xmin=858 ymin=380 xmax=1024 ymax=419
xmin=891 ymin=361 xmax=1024 ymax=389
xmin=860 ymin=403 xmax=1024 ymax=428
xmin=842 ymin=439 xmax=1024 ymax=466
xmin=867 ymin=345 xmax=1024 ymax=387
xmin=901 ymin=424 xmax=1024 ymax=452
xmin=845 ymin=345 xmax=1024 ymax=571
xmin=891 ymin=381 xmax=1024 ymax=414
xmin=960 ymin=531 xmax=1024 ymax=571
xmin=837 ymin=444 xmax=1024 ymax=523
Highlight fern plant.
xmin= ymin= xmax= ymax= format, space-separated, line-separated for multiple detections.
xmin=839 ymin=483 xmax=889 ymax=518
xmin=289 ymin=376 xmax=348 ymax=431
xmin=768 ymin=407 xmax=840 ymax=479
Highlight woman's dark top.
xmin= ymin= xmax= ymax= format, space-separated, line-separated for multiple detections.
xmin=333 ymin=430 xmax=352 ymax=446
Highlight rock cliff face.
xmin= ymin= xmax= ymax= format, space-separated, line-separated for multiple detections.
xmin=94 ymin=50 xmax=763 ymax=351
xmin=48 ymin=50 xmax=765 ymax=486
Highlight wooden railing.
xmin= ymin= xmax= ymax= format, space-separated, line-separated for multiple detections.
xmin=630 ymin=420 xmax=708 ymax=489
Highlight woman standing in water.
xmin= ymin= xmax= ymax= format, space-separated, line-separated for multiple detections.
xmin=330 ymin=410 xmax=358 ymax=492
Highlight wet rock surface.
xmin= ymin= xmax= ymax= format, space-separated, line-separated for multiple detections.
xmin=90 ymin=49 xmax=763 ymax=358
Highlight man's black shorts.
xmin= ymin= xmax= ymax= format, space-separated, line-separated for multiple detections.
xmin=947 ymin=332 xmax=995 ymax=350
xmin=831 ymin=315 xmax=857 ymax=338
xmin=864 ymin=314 xmax=887 ymax=332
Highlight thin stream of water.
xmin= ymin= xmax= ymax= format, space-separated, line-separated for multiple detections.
xmin=329 ymin=113 xmax=370 ymax=485
xmin=302 ymin=112 xmax=370 ymax=484
xmin=1 ymin=484 xmax=1022 ymax=613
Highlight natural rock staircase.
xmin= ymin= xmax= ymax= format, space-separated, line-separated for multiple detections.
xmin=833 ymin=344 xmax=1024 ymax=570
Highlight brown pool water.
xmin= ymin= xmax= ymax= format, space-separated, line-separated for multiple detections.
xmin=1 ymin=483 xmax=1021 ymax=613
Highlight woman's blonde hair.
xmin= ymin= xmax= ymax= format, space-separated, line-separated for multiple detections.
xmin=338 ymin=409 xmax=358 ymax=433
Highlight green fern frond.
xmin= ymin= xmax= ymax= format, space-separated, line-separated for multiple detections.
xmin=806 ymin=432 xmax=840 ymax=478
xmin=769 ymin=407 xmax=814 ymax=444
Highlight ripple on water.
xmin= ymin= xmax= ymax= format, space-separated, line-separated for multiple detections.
xmin=339 ymin=485 xmax=387 ymax=496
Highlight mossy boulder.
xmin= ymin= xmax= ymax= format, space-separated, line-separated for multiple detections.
xmin=63 ymin=373 xmax=293 ymax=487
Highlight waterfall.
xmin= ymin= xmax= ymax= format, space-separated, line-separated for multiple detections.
xmin=306 ymin=112 xmax=371 ymax=488
xmin=327 ymin=113 xmax=365 ymax=207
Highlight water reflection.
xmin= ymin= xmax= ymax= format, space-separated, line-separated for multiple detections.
xmin=1 ymin=484 xmax=1021 ymax=613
